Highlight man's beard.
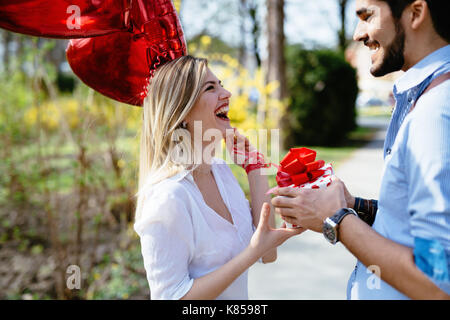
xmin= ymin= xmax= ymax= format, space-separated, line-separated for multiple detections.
xmin=371 ymin=21 xmax=406 ymax=77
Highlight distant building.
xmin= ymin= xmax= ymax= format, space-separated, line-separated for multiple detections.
xmin=345 ymin=41 xmax=403 ymax=107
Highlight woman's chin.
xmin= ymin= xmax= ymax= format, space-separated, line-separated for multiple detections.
xmin=215 ymin=117 xmax=232 ymax=129
xmin=220 ymin=126 xmax=233 ymax=140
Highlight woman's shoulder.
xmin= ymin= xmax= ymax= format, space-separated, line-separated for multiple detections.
xmin=134 ymin=176 xmax=194 ymax=233
xmin=140 ymin=171 xmax=192 ymax=202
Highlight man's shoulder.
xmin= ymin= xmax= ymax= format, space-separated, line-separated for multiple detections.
xmin=414 ymin=76 xmax=450 ymax=117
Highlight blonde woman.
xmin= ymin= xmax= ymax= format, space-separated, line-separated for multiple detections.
xmin=134 ymin=55 xmax=303 ymax=300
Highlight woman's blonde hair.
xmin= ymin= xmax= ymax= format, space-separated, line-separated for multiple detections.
xmin=135 ymin=55 xmax=208 ymax=221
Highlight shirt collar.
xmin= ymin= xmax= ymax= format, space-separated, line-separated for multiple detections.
xmin=172 ymin=157 xmax=220 ymax=182
xmin=394 ymin=44 xmax=450 ymax=93
xmin=172 ymin=168 xmax=194 ymax=182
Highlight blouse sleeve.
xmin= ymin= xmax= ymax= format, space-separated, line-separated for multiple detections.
xmin=135 ymin=192 xmax=195 ymax=300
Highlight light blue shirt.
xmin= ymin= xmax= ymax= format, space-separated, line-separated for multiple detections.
xmin=347 ymin=45 xmax=450 ymax=299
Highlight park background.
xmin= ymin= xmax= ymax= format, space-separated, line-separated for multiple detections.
xmin=0 ymin=0 xmax=401 ymax=299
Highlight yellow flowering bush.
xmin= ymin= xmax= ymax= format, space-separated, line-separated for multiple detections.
xmin=189 ymin=35 xmax=286 ymax=133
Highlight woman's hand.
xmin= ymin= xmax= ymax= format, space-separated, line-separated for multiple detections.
xmin=225 ymin=127 xmax=269 ymax=174
xmin=225 ymin=127 xmax=255 ymax=167
xmin=249 ymin=203 xmax=304 ymax=258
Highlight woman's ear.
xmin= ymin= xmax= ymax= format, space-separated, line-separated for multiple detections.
xmin=409 ymin=0 xmax=428 ymax=30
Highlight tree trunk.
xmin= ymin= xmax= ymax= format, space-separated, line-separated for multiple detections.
xmin=2 ymin=31 xmax=12 ymax=73
xmin=264 ymin=0 xmax=287 ymax=132
xmin=338 ymin=0 xmax=348 ymax=52
xmin=238 ymin=0 xmax=247 ymax=70
xmin=248 ymin=0 xmax=261 ymax=68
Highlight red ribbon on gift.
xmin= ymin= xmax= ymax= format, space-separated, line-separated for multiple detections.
xmin=275 ymin=147 xmax=326 ymax=187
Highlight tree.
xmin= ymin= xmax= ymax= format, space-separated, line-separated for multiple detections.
xmin=284 ymin=46 xmax=358 ymax=147
xmin=338 ymin=0 xmax=349 ymax=52
xmin=265 ymin=0 xmax=287 ymax=135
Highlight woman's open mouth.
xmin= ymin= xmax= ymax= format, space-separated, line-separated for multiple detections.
xmin=214 ymin=104 xmax=230 ymax=121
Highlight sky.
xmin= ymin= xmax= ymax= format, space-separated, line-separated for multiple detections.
xmin=179 ymin=0 xmax=358 ymax=52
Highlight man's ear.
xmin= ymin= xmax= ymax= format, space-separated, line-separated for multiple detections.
xmin=409 ymin=0 xmax=428 ymax=30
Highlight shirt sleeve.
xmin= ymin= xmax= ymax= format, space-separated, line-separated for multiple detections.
xmin=136 ymin=193 xmax=195 ymax=300
xmin=404 ymin=89 xmax=450 ymax=293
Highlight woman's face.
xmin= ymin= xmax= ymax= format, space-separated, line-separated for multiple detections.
xmin=184 ymin=68 xmax=232 ymax=139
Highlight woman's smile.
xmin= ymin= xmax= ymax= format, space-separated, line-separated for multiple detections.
xmin=214 ymin=102 xmax=230 ymax=122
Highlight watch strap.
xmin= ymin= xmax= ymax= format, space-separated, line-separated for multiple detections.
xmin=331 ymin=208 xmax=358 ymax=225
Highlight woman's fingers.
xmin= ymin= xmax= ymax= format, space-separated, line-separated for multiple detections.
xmin=257 ymin=202 xmax=271 ymax=230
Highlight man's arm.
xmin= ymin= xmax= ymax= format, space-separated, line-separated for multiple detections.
xmin=271 ymin=180 xmax=449 ymax=299
xmin=338 ymin=213 xmax=449 ymax=299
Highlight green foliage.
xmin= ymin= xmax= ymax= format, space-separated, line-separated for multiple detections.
xmin=86 ymin=241 xmax=147 ymax=300
xmin=283 ymin=45 xmax=358 ymax=147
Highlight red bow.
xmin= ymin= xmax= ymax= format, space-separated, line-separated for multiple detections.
xmin=0 ymin=0 xmax=187 ymax=106
xmin=275 ymin=148 xmax=326 ymax=187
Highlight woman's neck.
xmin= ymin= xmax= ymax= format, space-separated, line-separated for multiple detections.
xmin=193 ymin=163 xmax=212 ymax=176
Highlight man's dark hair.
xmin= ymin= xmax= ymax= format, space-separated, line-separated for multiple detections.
xmin=379 ymin=0 xmax=449 ymax=42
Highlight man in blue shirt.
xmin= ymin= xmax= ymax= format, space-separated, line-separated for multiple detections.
xmin=272 ymin=0 xmax=449 ymax=299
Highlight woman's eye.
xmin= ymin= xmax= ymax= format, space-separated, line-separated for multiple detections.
xmin=205 ymin=85 xmax=214 ymax=91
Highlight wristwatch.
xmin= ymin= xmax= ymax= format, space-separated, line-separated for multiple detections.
xmin=322 ymin=208 xmax=358 ymax=245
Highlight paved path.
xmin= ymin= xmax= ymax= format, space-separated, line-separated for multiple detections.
xmin=247 ymin=117 xmax=389 ymax=299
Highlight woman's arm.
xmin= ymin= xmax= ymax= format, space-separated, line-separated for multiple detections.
xmin=180 ymin=243 xmax=260 ymax=299
xmin=227 ymin=128 xmax=276 ymax=263
xmin=247 ymin=169 xmax=277 ymax=263
xmin=181 ymin=203 xmax=302 ymax=300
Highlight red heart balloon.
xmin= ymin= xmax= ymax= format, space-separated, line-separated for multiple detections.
xmin=0 ymin=0 xmax=129 ymax=38
xmin=67 ymin=0 xmax=187 ymax=106
xmin=0 ymin=0 xmax=187 ymax=106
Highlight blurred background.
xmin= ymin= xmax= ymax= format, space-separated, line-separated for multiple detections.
xmin=0 ymin=0 xmax=402 ymax=299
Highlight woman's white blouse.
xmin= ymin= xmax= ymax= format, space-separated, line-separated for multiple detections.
xmin=134 ymin=158 xmax=255 ymax=300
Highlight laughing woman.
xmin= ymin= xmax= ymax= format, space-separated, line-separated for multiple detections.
xmin=134 ymin=55 xmax=302 ymax=300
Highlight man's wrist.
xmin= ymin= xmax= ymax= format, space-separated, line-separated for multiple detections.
xmin=322 ymin=207 xmax=358 ymax=244
xmin=348 ymin=196 xmax=355 ymax=209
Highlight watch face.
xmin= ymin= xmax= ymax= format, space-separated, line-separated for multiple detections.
xmin=323 ymin=221 xmax=337 ymax=244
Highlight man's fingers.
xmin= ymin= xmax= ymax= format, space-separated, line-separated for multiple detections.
xmin=281 ymin=215 xmax=297 ymax=225
xmin=273 ymin=187 xmax=298 ymax=198
xmin=274 ymin=206 xmax=296 ymax=218
xmin=271 ymin=195 xmax=296 ymax=208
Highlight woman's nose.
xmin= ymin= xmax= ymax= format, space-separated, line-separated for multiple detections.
xmin=220 ymin=87 xmax=232 ymax=100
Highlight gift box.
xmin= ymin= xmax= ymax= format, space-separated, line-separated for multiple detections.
xmin=267 ymin=147 xmax=334 ymax=228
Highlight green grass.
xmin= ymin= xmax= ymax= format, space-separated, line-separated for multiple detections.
xmin=357 ymin=106 xmax=392 ymax=118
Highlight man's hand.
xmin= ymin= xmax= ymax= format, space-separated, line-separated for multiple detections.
xmin=271 ymin=177 xmax=347 ymax=232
